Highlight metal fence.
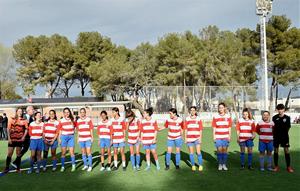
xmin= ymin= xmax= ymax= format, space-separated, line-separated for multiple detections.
xmin=138 ymin=86 xmax=259 ymax=113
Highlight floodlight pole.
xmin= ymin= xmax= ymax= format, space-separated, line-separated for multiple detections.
xmin=256 ymin=0 xmax=273 ymax=111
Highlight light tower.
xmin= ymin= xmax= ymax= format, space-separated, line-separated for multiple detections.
xmin=256 ymin=0 xmax=273 ymax=111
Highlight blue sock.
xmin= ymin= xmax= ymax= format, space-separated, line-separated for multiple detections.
xmin=43 ymin=159 xmax=47 ymax=168
xmin=61 ymin=157 xmax=65 ymax=167
xmin=259 ymin=156 xmax=264 ymax=168
xmin=37 ymin=160 xmax=41 ymax=170
xmin=217 ymin=153 xmax=222 ymax=164
xmin=223 ymin=153 xmax=228 ymax=165
xmin=82 ymin=154 xmax=87 ymax=166
xmin=130 ymin=155 xmax=135 ymax=168
xmin=136 ymin=155 xmax=140 ymax=167
xmin=88 ymin=155 xmax=92 ymax=167
xmin=240 ymin=152 xmax=245 ymax=166
xmin=189 ymin=154 xmax=195 ymax=166
xmin=30 ymin=159 xmax=34 ymax=170
xmin=166 ymin=152 xmax=171 ymax=166
xmin=53 ymin=159 xmax=57 ymax=168
xmin=175 ymin=152 xmax=180 ymax=166
xmin=267 ymin=156 xmax=272 ymax=168
xmin=248 ymin=153 xmax=253 ymax=166
xmin=197 ymin=153 xmax=203 ymax=166
xmin=71 ymin=156 xmax=76 ymax=165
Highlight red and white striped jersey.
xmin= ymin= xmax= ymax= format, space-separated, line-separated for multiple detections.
xmin=139 ymin=118 xmax=158 ymax=145
xmin=97 ymin=119 xmax=112 ymax=139
xmin=236 ymin=118 xmax=256 ymax=142
xmin=212 ymin=114 xmax=232 ymax=140
xmin=256 ymin=120 xmax=274 ymax=143
xmin=43 ymin=120 xmax=59 ymax=141
xmin=76 ymin=117 xmax=93 ymax=142
xmin=184 ymin=116 xmax=203 ymax=143
xmin=165 ymin=117 xmax=184 ymax=140
xmin=111 ymin=117 xmax=126 ymax=144
xmin=58 ymin=117 xmax=75 ymax=135
xmin=127 ymin=118 xmax=140 ymax=144
xmin=29 ymin=121 xmax=44 ymax=139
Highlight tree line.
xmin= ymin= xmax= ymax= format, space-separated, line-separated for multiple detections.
xmin=5 ymin=15 xmax=300 ymax=109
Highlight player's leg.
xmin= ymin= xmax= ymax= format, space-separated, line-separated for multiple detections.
xmin=135 ymin=144 xmax=141 ymax=170
xmin=196 ymin=143 xmax=203 ymax=171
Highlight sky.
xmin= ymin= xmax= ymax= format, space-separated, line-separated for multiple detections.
xmin=0 ymin=0 xmax=299 ymax=97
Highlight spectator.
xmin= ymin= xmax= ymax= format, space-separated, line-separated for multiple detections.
xmin=2 ymin=113 xmax=8 ymax=140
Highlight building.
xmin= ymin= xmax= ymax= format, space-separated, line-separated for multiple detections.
xmin=0 ymin=97 xmax=131 ymax=124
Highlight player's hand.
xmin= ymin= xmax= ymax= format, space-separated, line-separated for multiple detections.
xmin=21 ymin=137 xmax=25 ymax=142
xmin=91 ymin=138 xmax=93 ymax=143
xmin=8 ymin=139 xmax=12 ymax=144
xmin=58 ymin=139 xmax=61 ymax=145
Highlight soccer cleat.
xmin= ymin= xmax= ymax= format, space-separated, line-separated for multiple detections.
xmin=16 ymin=169 xmax=21 ymax=174
xmin=136 ymin=166 xmax=141 ymax=171
xmin=100 ymin=167 xmax=106 ymax=171
xmin=52 ymin=167 xmax=57 ymax=172
xmin=87 ymin=167 xmax=92 ymax=172
xmin=260 ymin=168 xmax=265 ymax=172
xmin=60 ymin=167 xmax=65 ymax=172
xmin=144 ymin=166 xmax=151 ymax=171
xmin=273 ymin=166 xmax=279 ymax=172
xmin=112 ymin=166 xmax=118 ymax=171
xmin=198 ymin=165 xmax=203 ymax=172
xmin=156 ymin=164 xmax=160 ymax=171
xmin=175 ymin=165 xmax=180 ymax=170
xmin=2 ymin=168 xmax=9 ymax=174
xmin=248 ymin=165 xmax=254 ymax=170
xmin=240 ymin=165 xmax=245 ymax=170
xmin=106 ymin=167 xmax=111 ymax=172
xmin=222 ymin=164 xmax=228 ymax=171
xmin=35 ymin=169 xmax=40 ymax=174
xmin=267 ymin=167 xmax=274 ymax=171
xmin=82 ymin=166 xmax=88 ymax=171
xmin=71 ymin=165 xmax=76 ymax=172
xmin=287 ymin=167 xmax=294 ymax=173
xmin=43 ymin=167 xmax=47 ymax=172
xmin=192 ymin=166 xmax=196 ymax=171
xmin=165 ymin=165 xmax=170 ymax=171
xmin=132 ymin=166 xmax=137 ymax=171
xmin=218 ymin=164 xmax=223 ymax=171
xmin=122 ymin=167 xmax=126 ymax=171
xmin=27 ymin=169 xmax=33 ymax=174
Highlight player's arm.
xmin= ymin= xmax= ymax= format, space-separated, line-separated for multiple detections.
xmin=212 ymin=118 xmax=216 ymax=141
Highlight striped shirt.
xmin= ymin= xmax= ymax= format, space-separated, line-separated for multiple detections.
xmin=111 ymin=117 xmax=126 ymax=144
xmin=127 ymin=118 xmax=140 ymax=144
xmin=256 ymin=120 xmax=274 ymax=143
xmin=139 ymin=118 xmax=158 ymax=145
xmin=97 ymin=119 xmax=112 ymax=139
xmin=184 ymin=116 xmax=203 ymax=143
xmin=165 ymin=117 xmax=184 ymax=140
xmin=8 ymin=118 xmax=28 ymax=142
xmin=43 ymin=120 xmax=59 ymax=141
xmin=76 ymin=117 xmax=93 ymax=142
xmin=212 ymin=114 xmax=232 ymax=140
xmin=236 ymin=118 xmax=256 ymax=142
xmin=58 ymin=117 xmax=75 ymax=135
xmin=29 ymin=121 xmax=44 ymax=139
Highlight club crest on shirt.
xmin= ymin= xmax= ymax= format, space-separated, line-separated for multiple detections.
xmin=283 ymin=118 xmax=287 ymax=123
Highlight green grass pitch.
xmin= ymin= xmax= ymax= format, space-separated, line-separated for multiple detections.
xmin=0 ymin=125 xmax=299 ymax=191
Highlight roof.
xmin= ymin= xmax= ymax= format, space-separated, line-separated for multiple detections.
xmin=0 ymin=97 xmax=131 ymax=108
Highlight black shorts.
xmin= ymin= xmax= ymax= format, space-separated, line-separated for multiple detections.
xmin=273 ymin=139 xmax=290 ymax=148
xmin=8 ymin=141 xmax=23 ymax=148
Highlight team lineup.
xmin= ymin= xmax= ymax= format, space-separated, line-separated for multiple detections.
xmin=2 ymin=103 xmax=294 ymax=174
